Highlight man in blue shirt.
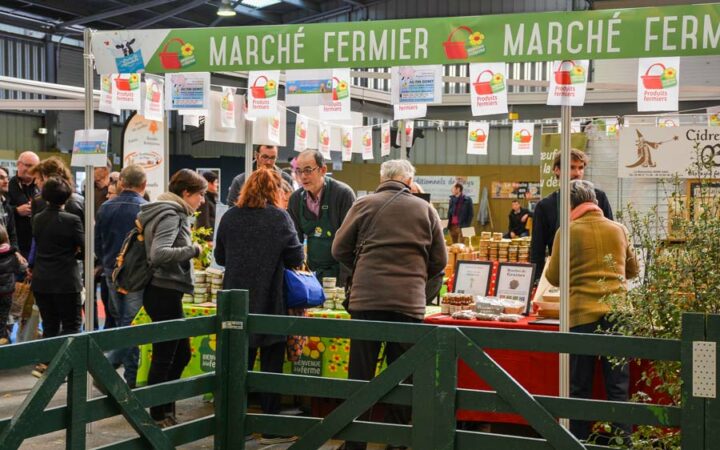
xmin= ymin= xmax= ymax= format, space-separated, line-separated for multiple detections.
xmin=95 ymin=164 xmax=148 ymax=388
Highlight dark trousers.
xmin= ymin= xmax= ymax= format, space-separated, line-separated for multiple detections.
xmin=143 ymin=284 xmax=191 ymax=421
xmin=343 ymin=310 xmax=421 ymax=450
xmin=570 ymin=317 xmax=631 ymax=441
xmin=248 ymin=341 xmax=286 ymax=415
xmin=448 ymin=224 xmax=461 ymax=243
xmin=34 ymin=292 xmax=82 ymax=338
xmin=0 ymin=293 xmax=11 ymax=339
xmin=99 ymin=277 xmax=114 ymax=329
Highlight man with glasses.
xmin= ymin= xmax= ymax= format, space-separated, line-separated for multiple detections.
xmin=288 ymin=149 xmax=355 ymax=286
xmin=226 ymin=144 xmax=294 ymax=206
xmin=8 ymin=151 xmax=40 ymax=258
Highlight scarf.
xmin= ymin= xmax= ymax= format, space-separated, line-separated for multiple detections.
xmin=157 ymin=191 xmax=194 ymax=216
xmin=570 ymin=202 xmax=603 ymax=221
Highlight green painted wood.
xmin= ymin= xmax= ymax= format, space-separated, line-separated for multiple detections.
xmin=456 ymin=388 xmax=681 ymax=426
xmin=455 ymin=330 xmax=584 ymax=450
xmin=0 ymin=338 xmax=64 ymax=370
xmin=433 ymin=327 xmax=458 ymax=450
xmin=455 ymin=429 xmax=611 ymax=450
xmin=681 ymin=313 xmax=706 ymax=450
xmin=66 ymin=336 xmax=88 ymax=450
xmin=214 ymin=289 xmax=249 ymax=450
xmin=249 ymin=314 xmax=434 ymax=343
xmin=93 ymin=416 xmax=215 ymax=450
xmin=704 ymin=314 xmax=720 ymax=450
xmin=87 ymin=340 xmax=173 ymax=450
xmin=411 ymin=329 xmax=438 ymax=450
xmin=289 ymin=331 xmax=436 ymax=450
xmin=0 ymin=338 xmax=74 ymax=449
xmin=460 ymin=327 xmax=681 ymax=361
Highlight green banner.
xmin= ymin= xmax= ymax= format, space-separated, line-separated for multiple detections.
xmin=92 ymin=4 xmax=720 ymax=73
xmin=540 ymin=133 xmax=588 ymax=198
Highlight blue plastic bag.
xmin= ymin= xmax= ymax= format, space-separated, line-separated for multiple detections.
xmin=283 ymin=269 xmax=325 ymax=308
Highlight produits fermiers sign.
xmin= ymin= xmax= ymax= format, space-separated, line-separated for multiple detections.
xmin=92 ymin=4 xmax=720 ymax=74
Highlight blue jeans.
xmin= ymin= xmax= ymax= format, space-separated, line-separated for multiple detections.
xmin=106 ymin=275 xmax=143 ymax=387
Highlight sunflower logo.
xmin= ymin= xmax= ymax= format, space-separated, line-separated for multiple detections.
xmin=663 ymin=67 xmax=676 ymax=79
xmin=469 ymin=130 xmax=478 ymax=141
xmin=469 ymin=32 xmax=485 ymax=46
xmin=129 ymin=74 xmax=139 ymax=83
xmin=513 ymin=131 xmax=522 ymax=142
xmin=267 ymin=80 xmax=276 ymax=89
xmin=493 ymin=73 xmax=504 ymax=84
xmin=710 ymin=114 xmax=720 ymax=125
xmin=572 ymin=65 xmax=584 ymax=75
xmin=338 ymin=81 xmax=347 ymax=90
xmin=181 ymin=43 xmax=194 ymax=57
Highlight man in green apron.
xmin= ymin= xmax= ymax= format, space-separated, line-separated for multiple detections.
xmin=288 ymin=150 xmax=356 ymax=286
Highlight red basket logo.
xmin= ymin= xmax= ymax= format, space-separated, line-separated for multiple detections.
xmin=469 ymin=129 xmax=487 ymax=143
xmin=473 ymin=70 xmax=494 ymax=95
xmin=443 ymin=26 xmax=485 ymax=60
xmin=513 ymin=129 xmax=532 ymax=143
xmin=159 ymin=38 xmax=196 ymax=70
xmin=554 ymin=60 xmax=576 ymax=85
xmin=641 ymin=63 xmax=677 ymax=89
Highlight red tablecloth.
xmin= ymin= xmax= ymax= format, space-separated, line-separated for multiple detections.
xmin=424 ymin=313 xmax=652 ymax=424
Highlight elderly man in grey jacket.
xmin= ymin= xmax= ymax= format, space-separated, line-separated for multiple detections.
xmin=332 ymin=159 xmax=447 ymax=450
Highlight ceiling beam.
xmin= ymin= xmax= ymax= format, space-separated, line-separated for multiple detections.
xmin=134 ymin=0 xmax=207 ymax=29
xmin=341 ymin=0 xmax=365 ymax=7
xmin=233 ymin=4 xmax=282 ymax=24
xmin=56 ymin=0 xmax=179 ymax=29
xmin=281 ymin=0 xmax=320 ymax=13
xmin=105 ymin=0 xmax=208 ymax=27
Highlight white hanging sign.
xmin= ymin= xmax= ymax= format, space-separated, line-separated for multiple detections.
xmin=112 ymin=73 xmax=142 ymax=111
xmin=546 ymin=59 xmax=589 ymax=106
xmin=467 ymin=121 xmax=489 ymax=155
xmin=318 ymin=122 xmax=331 ymax=159
xmin=396 ymin=120 xmax=414 ymax=147
xmin=361 ymin=127 xmax=374 ymax=160
xmin=469 ymin=62 xmax=508 ymax=116
xmin=144 ymin=75 xmax=165 ymax=122
xmin=391 ymin=65 xmax=443 ymax=105
xmin=656 ymin=115 xmax=680 ymax=128
xmin=381 ymin=122 xmax=392 ymax=157
xmin=571 ymin=120 xmax=582 ymax=133
xmin=71 ymin=129 xmax=109 ymax=167
xmin=268 ymin=111 xmax=282 ymax=143
xmin=165 ymin=72 xmax=210 ymax=114
xmin=393 ymin=104 xmax=427 ymax=120
xmin=285 ymin=69 xmax=333 ymax=107
xmin=637 ymin=57 xmax=680 ymax=112
xmin=99 ymin=74 xmax=120 ymax=115
xmin=183 ymin=114 xmax=201 ymax=128
xmin=341 ymin=126 xmax=353 ymax=161
xmin=606 ymin=118 xmax=619 ymax=137
xmin=248 ymin=70 xmax=279 ymax=118
xmin=511 ymin=122 xmax=534 ymax=156
xmin=205 ymin=92 xmax=245 ymax=144
xmin=220 ymin=86 xmax=236 ymax=128
xmin=709 ymin=106 xmax=720 ymax=127
xmin=319 ymin=68 xmax=352 ymax=121
xmin=294 ymin=115 xmax=309 ymax=151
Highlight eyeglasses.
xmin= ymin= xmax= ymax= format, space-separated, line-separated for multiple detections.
xmin=294 ymin=166 xmax=319 ymax=176
xmin=258 ymin=154 xmax=277 ymax=161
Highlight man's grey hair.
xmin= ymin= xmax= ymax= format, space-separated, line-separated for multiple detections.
xmin=120 ymin=164 xmax=146 ymax=189
xmin=570 ymin=179 xmax=597 ymax=209
xmin=380 ymin=159 xmax=416 ymax=182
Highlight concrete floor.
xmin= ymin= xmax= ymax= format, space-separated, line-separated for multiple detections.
xmin=0 ymin=366 xmax=390 ymax=449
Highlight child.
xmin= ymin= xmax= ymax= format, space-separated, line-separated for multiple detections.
xmin=0 ymin=224 xmax=27 ymax=345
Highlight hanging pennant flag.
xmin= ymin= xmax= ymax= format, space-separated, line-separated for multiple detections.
xmin=709 ymin=106 xmax=720 ymax=127
xmin=248 ymin=70 xmax=280 ymax=118
xmin=219 ymin=87 xmax=236 ymax=128
xmin=144 ymin=75 xmax=165 ymax=122
xmin=546 ymin=59 xmax=589 ymax=106
xmin=268 ymin=111 xmax=282 ymax=143
xmin=511 ymin=122 xmax=534 ymax=156
xmin=318 ymin=122 xmax=331 ymax=160
xmin=361 ymin=127 xmax=374 ymax=160
xmin=469 ymin=62 xmax=508 ymax=116
xmin=393 ymin=104 xmax=427 ymax=120
xmin=656 ymin=115 xmax=680 ymax=127
xmin=381 ymin=122 xmax=392 ymax=157
xmin=396 ymin=120 xmax=414 ymax=147
xmin=294 ymin=115 xmax=309 ymax=151
xmin=637 ymin=57 xmax=680 ymax=112
xmin=319 ymin=68 xmax=352 ymax=121
xmin=341 ymin=126 xmax=353 ymax=161
xmin=112 ymin=73 xmax=141 ymax=111
xmin=571 ymin=120 xmax=582 ymax=133
xmin=99 ymin=74 xmax=120 ymax=115
xmin=390 ymin=65 xmax=443 ymax=105
xmin=605 ymin=118 xmax=619 ymax=137
xmin=165 ymin=72 xmax=210 ymax=114
xmin=467 ymin=121 xmax=490 ymax=155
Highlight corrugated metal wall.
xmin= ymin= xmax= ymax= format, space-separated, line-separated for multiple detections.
xmin=0 ymin=112 xmax=44 ymax=152
xmin=0 ymin=35 xmax=45 ymax=100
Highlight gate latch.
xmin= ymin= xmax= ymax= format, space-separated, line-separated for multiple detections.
xmin=222 ymin=321 xmax=244 ymax=330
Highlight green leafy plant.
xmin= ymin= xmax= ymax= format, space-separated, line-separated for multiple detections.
xmin=191 ymin=217 xmax=214 ymax=269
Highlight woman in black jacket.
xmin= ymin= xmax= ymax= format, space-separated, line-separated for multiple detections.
xmin=214 ymin=168 xmax=304 ymax=445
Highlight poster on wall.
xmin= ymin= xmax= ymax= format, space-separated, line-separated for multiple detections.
xmin=123 ymin=113 xmax=165 ymax=201
xmin=205 ymin=92 xmax=245 ymax=144
xmin=285 ymin=69 xmax=333 ymax=106
xmin=491 ymin=182 xmax=542 ymax=200
xmin=381 ymin=122 xmax=392 ymax=156
xmin=165 ymin=72 xmax=210 ymax=114
xmin=112 ymin=73 xmax=142 ymax=111
xmin=247 ymin=70 xmax=279 ymax=118
xmin=390 ymin=65 xmax=443 ymax=105
xmin=546 ymin=59 xmax=589 ymax=106
xmin=466 ymin=121 xmax=489 ymax=155
xmin=294 ymin=115 xmax=309 ymax=151
xmin=618 ymin=126 xmax=720 ymax=179
xmin=511 ymin=122 xmax=534 ymax=156
xmin=71 ymin=129 xmax=109 ymax=167
xmin=496 ymin=263 xmax=536 ymax=314
xmin=540 ymin=133 xmax=588 ymax=198
xmin=637 ymin=57 xmax=680 ymax=112
xmin=469 ymin=62 xmax=508 ymax=116
xmin=144 ymin=75 xmax=165 ymax=122
xmin=341 ymin=126 xmax=353 ymax=161
xmin=99 ymin=74 xmax=120 ymax=115
xmin=413 ymin=176 xmax=481 ymax=204
xmin=361 ymin=127 xmax=374 ymax=160
xmin=319 ymin=68 xmax=352 ymax=121
xmin=394 ymin=104 xmax=427 ymax=120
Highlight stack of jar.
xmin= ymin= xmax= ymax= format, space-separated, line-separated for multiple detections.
xmin=206 ymin=267 xmax=224 ymax=303
xmin=184 ymin=268 xmax=224 ymax=304
xmin=321 ymin=277 xmax=346 ymax=310
xmin=440 ymin=293 xmax=475 ymax=314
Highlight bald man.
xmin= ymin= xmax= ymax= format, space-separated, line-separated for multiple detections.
xmin=8 ymin=151 xmax=40 ymax=257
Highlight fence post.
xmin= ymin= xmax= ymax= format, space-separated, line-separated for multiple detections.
xmin=214 ymin=289 xmax=249 ymax=450
xmin=680 ymin=313 xmax=706 ymax=449
xmin=66 ymin=335 xmax=88 ymax=450
xmin=704 ymin=314 xmax=719 ymax=449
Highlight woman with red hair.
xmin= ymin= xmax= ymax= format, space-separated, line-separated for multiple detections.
xmin=214 ymin=168 xmax=304 ymax=445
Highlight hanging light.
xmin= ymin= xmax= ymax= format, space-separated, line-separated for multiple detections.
xmin=241 ymin=0 xmax=282 ymax=7
xmin=217 ymin=0 xmax=237 ymax=16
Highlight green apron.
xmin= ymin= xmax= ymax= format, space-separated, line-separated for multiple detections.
xmin=299 ymin=179 xmax=339 ymax=282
